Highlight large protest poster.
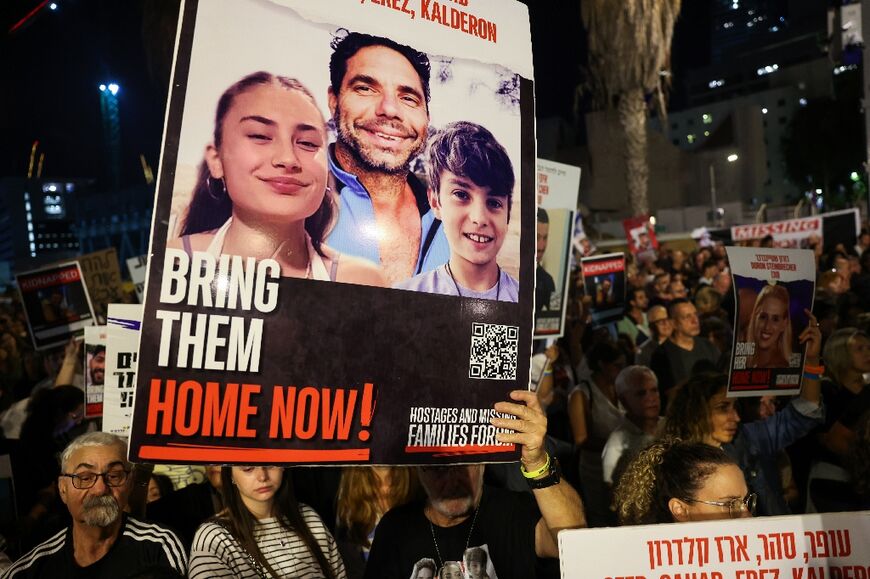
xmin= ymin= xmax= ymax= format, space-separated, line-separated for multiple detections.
xmin=103 ymin=304 xmax=142 ymax=437
xmin=560 ymin=511 xmax=870 ymax=578
xmin=730 ymin=208 xmax=860 ymax=251
xmin=535 ymin=159 xmax=580 ymax=339
xmin=128 ymin=0 xmax=535 ymax=465
xmin=725 ymin=247 xmax=815 ymax=396
xmin=16 ymin=262 xmax=95 ymax=350
xmin=77 ymin=248 xmax=124 ymax=324
xmin=581 ymin=253 xmax=626 ymax=326
xmin=83 ymin=325 xmax=107 ymax=418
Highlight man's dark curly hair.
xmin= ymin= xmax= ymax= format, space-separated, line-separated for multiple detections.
xmin=329 ymin=30 xmax=431 ymax=107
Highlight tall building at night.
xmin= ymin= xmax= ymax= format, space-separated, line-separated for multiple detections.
xmin=652 ymin=0 xmax=834 ymax=210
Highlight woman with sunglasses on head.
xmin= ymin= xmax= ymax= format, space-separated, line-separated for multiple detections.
xmin=662 ymin=311 xmax=824 ymax=517
xmin=614 ymin=439 xmax=755 ymax=524
xmin=171 ymin=71 xmax=384 ymax=287
xmin=188 ymin=466 xmax=345 ymax=579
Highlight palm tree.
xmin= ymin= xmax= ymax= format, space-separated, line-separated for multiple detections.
xmin=581 ymin=0 xmax=682 ymax=215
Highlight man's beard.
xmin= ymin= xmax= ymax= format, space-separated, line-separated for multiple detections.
xmin=333 ymin=104 xmax=425 ymax=175
xmin=421 ymin=472 xmax=479 ymax=519
xmin=81 ymin=495 xmax=121 ymax=527
xmin=90 ymin=369 xmax=104 ymax=385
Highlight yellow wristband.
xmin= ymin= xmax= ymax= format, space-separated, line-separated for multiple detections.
xmin=520 ymin=453 xmax=550 ymax=479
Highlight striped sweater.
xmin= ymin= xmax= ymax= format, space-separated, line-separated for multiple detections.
xmin=189 ymin=505 xmax=347 ymax=578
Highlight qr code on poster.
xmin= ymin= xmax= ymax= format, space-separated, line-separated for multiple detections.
xmin=469 ymin=322 xmax=519 ymax=380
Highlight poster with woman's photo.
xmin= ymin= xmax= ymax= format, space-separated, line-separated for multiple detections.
xmin=580 ymin=253 xmax=626 ymax=326
xmin=725 ymin=246 xmax=816 ymax=397
xmin=129 ymin=0 xmax=535 ymax=465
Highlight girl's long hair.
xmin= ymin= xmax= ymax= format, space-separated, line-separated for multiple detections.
xmin=181 ymin=71 xmax=335 ymax=256
xmin=336 ymin=466 xmax=420 ymax=547
xmin=746 ymin=284 xmax=793 ymax=367
xmin=217 ymin=467 xmax=338 ymax=579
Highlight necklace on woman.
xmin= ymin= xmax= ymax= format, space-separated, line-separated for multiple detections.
xmin=270 ymin=239 xmax=312 ymax=279
xmin=445 ymin=262 xmax=500 ymax=300
xmin=427 ymin=504 xmax=480 ymax=569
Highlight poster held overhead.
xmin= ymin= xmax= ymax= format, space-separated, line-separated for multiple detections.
xmin=83 ymin=325 xmax=107 ymax=418
xmin=535 ymin=159 xmax=581 ymax=339
xmin=725 ymin=246 xmax=816 ymax=397
xmin=15 ymin=262 xmax=95 ymax=350
xmin=581 ymin=253 xmax=626 ymax=326
xmin=622 ymin=214 xmax=658 ymax=258
xmin=126 ymin=255 xmax=148 ymax=303
xmin=76 ymin=248 xmax=124 ymax=324
xmin=129 ymin=0 xmax=536 ymax=465
xmin=103 ymin=304 xmax=142 ymax=437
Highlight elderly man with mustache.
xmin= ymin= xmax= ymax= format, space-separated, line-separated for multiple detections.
xmin=3 ymin=432 xmax=186 ymax=578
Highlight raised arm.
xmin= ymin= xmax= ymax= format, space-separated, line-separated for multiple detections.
xmin=492 ymin=390 xmax=586 ymax=558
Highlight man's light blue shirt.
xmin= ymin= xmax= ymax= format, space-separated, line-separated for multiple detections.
xmin=326 ymin=147 xmax=450 ymax=276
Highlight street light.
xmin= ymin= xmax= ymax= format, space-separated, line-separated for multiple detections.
xmin=727 ymin=153 xmax=739 ymax=162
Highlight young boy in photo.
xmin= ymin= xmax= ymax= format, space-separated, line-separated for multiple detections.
xmin=394 ymin=121 xmax=518 ymax=301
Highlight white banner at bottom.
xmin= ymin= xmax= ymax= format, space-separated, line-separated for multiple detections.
xmin=559 ymin=511 xmax=870 ymax=578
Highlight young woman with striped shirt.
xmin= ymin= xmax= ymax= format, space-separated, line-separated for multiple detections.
xmin=188 ymin=466 xmax=346 ymax=578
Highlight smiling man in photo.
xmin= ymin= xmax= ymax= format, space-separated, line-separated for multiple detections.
xmin=327 ymin=32 xmax=449 ymax=284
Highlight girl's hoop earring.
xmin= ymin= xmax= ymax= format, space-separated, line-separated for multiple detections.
xmin=206 ymin=176 xmax=227 ymax=201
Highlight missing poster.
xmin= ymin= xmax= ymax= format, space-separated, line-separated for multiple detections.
xmin=77 ymin=248 xmax=124 ymax=324
xmin=128 ymin=0 xmax=535 ymax=465
xmin=581 ymin=253 xmax=626 ymax=326
xmin=15 ymin=262 xmax=95 ymax=350
xmin=127 ymin=255 xmax=148 ymax=303
xmin=103 ymin=304 xmax=143 ymax=437
xmin=623 ymin=215 xmax=658 ymax=264
xmin=725 ymin=246 xmax=816 ymax=396
xmin=84 ymin=325 xmax=107 ymax=418
xmin=535 ymin=159 xmax=580 ymax=339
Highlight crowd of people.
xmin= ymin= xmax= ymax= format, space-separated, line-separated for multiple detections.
xmin=0 ymin=224 xmax=865 ymax=578
xmin=0 ymin=23 xmax=868 ymax=579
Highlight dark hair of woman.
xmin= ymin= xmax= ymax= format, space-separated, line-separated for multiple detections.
xmin=613 ymin=438 xmax=738 ymax=525
xmin=586 ymin=340 xmax=624 ymax=373
xmin=663 ymin=372 xmax=728 ymax=443
xmin=218 ymin=467 xmax=338 ymax=579
xmin=181 ymin=71 xmax=335 ymax=257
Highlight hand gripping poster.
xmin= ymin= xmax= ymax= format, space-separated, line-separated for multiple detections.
xmin=129 ymin=0 xmax=536 ymax=465
xmin=725 ymin=246 xmax=816 ymax=396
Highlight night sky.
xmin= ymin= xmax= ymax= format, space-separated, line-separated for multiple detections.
xmin=1 ymin=0 xmax=708 ymax=191
xmin=0 ymin=0 xmax=177 ymax=189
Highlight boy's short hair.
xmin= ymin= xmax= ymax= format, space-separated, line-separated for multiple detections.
xmin=426 ymin=121 xmax=515 ymax=220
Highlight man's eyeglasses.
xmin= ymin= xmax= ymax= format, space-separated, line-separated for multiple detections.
xmin=683 ymin=493 xmax=757 ymax=518
xmin=61 ymin=469 xmax=130 ymax=490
